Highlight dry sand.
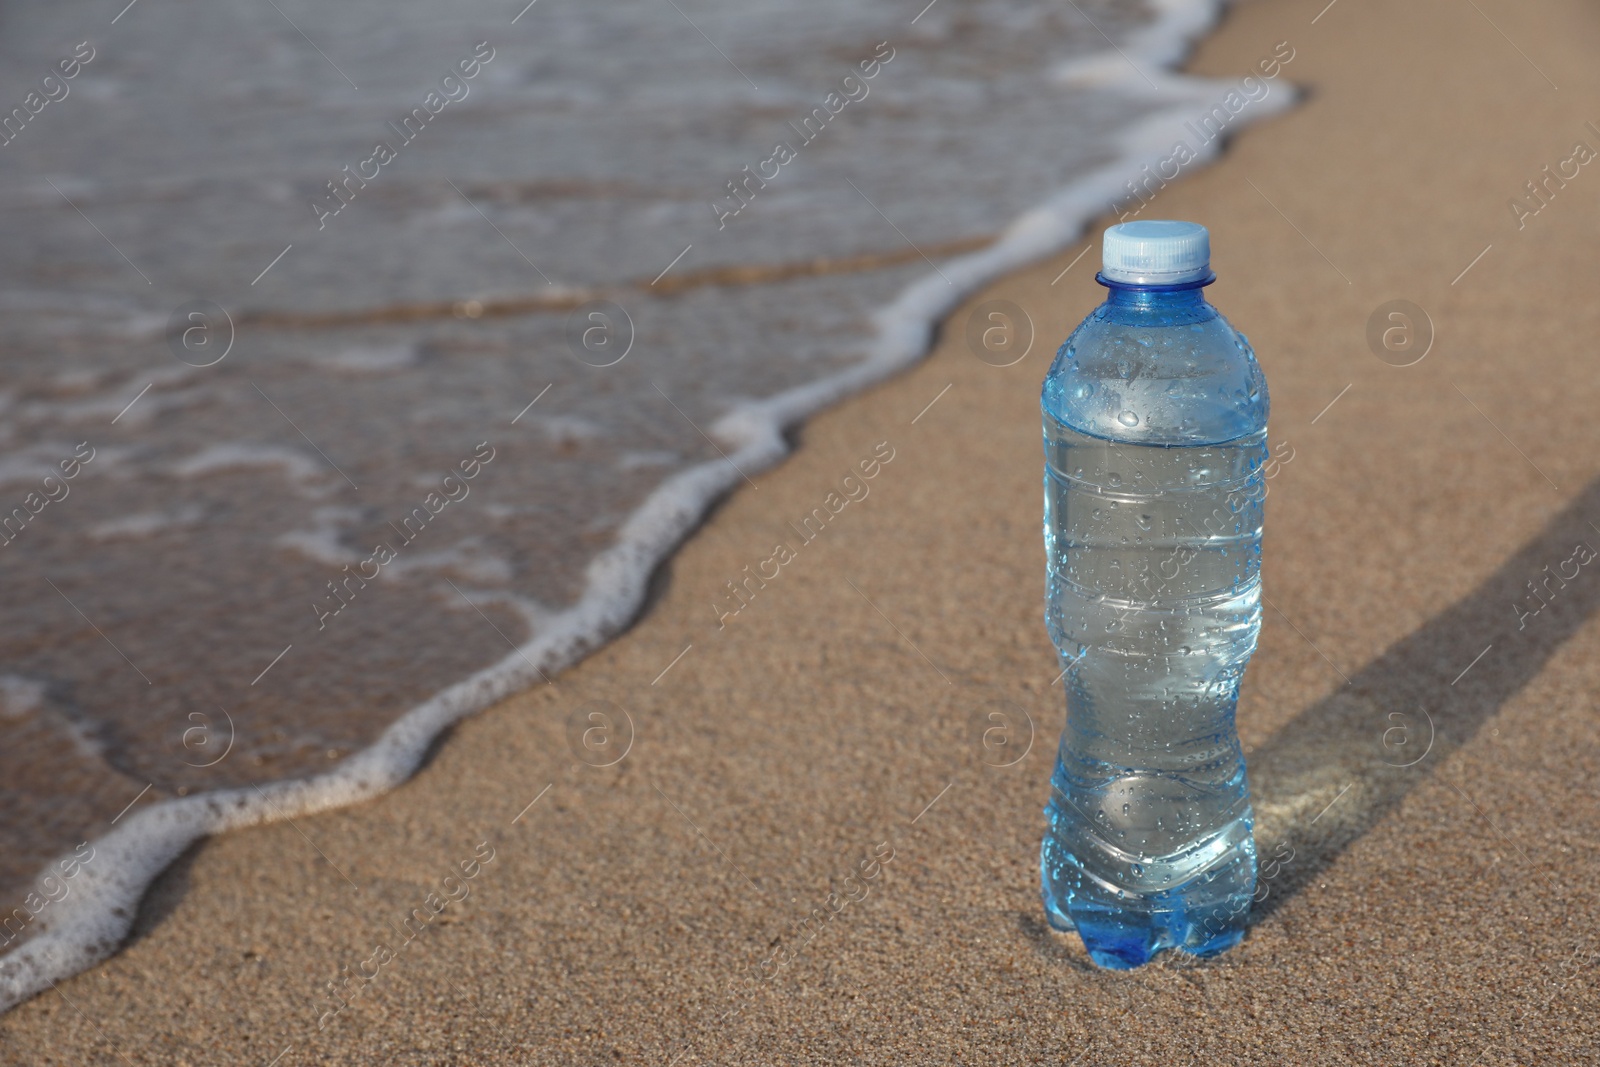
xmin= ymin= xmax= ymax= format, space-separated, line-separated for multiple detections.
xmin=5 ymin=0 xmax=1600 ymax=1062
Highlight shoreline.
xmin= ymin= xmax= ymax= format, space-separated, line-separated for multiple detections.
xmin=0 ymin=0 xmax=1271 ymax=1015
xmin=6 ymin=0 xmax=1600 ymax=1062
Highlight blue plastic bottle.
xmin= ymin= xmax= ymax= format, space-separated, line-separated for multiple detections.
xmin=1039 ymin=220 xmax=1268 ymax=969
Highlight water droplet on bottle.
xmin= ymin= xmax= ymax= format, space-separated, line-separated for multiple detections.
xmin=1107 ymin=473 xmax=1123 ymax=488
xmin=1117 ymin=410 xmax=1139 ymax=427
xmin=1136 ymin=514 xmax=1152 ymax=530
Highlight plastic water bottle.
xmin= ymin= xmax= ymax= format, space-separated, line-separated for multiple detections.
xmin=1039 ymin=220 xmax=1268 ymax=969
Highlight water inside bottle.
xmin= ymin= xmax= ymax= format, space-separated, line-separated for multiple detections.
xmin=1041 ymin=412 xmax=1264 ymax=968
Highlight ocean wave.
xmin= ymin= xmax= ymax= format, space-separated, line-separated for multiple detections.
xmin=0 ymin=0 xmax=1297 ymax=1012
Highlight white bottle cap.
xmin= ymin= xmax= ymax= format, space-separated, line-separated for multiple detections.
xmin=1100 ymin=220 xmax=1211 ymax=285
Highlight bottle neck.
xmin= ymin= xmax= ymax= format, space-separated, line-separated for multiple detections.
xmin=1102 ymin=283 xmax=1210 ymax=311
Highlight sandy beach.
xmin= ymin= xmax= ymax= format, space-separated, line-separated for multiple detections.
xmin=5 ymin=0 xmax=1600 ymax=1062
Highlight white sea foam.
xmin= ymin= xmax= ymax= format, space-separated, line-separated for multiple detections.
xmin=0 ymin=442 xmax=103 ymax=488
xmin=0 ymin=675 xmax=47 ymax=719
xmin=530 ymin=414 xmax=605 ymax=448
xmin=388 ymin=542 xmax=516 ymax=585
xmin=437 ymin=586 xmax=552 ymax=635
xmin=272 ymin=506 xmax=366 ymax=565
xmin=28 ymin=385 xmax=212 ymax=429
xmin=0 ymin=455 xmax=70 ymax=488
xmin=0 ymin=0 xmax=1298 ymax=1013
xmin=171 ymin=443 xmax=336 ymax=496
xmin=89 ymin=505 xmax=206 ymax=542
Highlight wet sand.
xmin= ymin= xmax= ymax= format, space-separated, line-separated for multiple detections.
xmin=4 ymin=0 xmax=1600 ymax=1062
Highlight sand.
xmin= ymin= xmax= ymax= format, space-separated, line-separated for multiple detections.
xmin=5 ymin=0 xmax=1600 ymax=1062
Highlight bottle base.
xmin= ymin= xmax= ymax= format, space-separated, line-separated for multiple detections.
xmin=1043 ymin=892 xmax=1246 ymax=969
xmin=1041 ymin=833 xmax=1254 ymax=970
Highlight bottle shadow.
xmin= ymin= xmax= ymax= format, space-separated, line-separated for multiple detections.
xmin=1245 ymin=474 xmax=1600 ymax=925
